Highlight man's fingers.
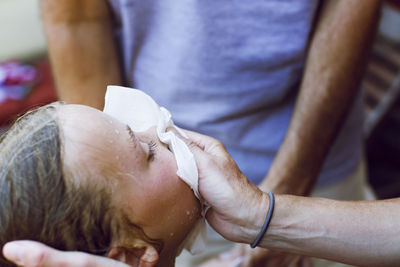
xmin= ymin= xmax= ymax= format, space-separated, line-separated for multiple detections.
xmin=172 ymin=127 xmax=228 ymax=159
xmin=181 ymin=129 xmax=220 ymax=150
xmin=181 ymin=129 xmax=229 ymax=158
xmin=3 ymin=241 xmax=129 ymax=267
xmin=182 ymin=129 xmax=216 ymax=142
xmin=168 ymin=127 xmax=207 ymax=151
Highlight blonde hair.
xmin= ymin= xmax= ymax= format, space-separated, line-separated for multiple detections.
xmin=0 ymin=103 xmax=114 ymax=266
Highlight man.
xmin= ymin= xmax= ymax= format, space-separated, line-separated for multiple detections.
xmin=35 ymin=0 xmax=380 ymax=265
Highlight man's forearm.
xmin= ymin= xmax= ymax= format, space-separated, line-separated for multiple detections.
xmin=247 ymin=195 xmax=400 ymax=267
xmin=261 ymin=0 xmax=381 ymax=195
xmin=40 ymin=0 xmax=122 ymax=110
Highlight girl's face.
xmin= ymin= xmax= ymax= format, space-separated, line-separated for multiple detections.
xmin=59 ymin=104 xmax=201 ymax=253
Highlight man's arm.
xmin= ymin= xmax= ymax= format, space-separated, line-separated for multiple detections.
xmin=261 ymin=0 xmax=381 ymax=195
xmin=184 ymin=131 xmax=400 ymax=267
xmin=40 ymin=0 xmax=122 ymax=110
xmin=183 ymin=130 xmax=400 ymax=266
xmin=257 ymin=195 xmax=400 ymax=267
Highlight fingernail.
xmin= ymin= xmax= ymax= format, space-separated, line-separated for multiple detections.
xmin=3 ymin=242 xmax=25 ymax=265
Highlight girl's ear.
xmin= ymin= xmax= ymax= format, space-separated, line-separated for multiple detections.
xmin=107 ymin=242 xmax=159 ymax=267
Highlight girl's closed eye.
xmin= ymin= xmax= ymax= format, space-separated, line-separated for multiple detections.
xmin=148 ymin=140 xmax=157 ymax=161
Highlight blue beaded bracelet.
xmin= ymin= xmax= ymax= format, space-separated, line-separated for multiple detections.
xmin=250 ymin=192 xmax=275 ymax=248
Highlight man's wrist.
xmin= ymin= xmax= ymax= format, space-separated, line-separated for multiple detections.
xmin=240 ymin=191 xmax=270 ymax=244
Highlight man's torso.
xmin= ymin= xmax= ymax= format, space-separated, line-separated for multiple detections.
xmin=108 ymin=0 xmax=363 ymax=187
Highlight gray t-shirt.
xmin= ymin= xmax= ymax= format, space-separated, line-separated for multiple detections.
xmin=108 ymin=0 xmax=363 ymax=187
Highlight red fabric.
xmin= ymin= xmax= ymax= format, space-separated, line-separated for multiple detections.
xmin=0 ymin=59 xmax=58 ymax=126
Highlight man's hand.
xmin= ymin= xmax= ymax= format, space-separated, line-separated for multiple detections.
xmin=181 ymin=130 xmax=269 ymax=245
xmin=182 ymin=131 xmax=313 ymax=266
xmin=2 ymin=241 xmax=129 ymax=267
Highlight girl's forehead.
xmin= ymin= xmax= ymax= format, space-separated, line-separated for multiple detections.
xmin=60 ymin=105 xmax=127 ymax=170
xmin=59 ymin=105 xmax=122 ymax=137
xmin=60 ymin=104 xmax=110 ymax=123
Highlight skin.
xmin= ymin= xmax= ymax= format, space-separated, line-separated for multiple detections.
xmin=60 ymin=104 xmax=201 ymax=266
xmin=40 ymin=0 xmax=121 ymax=109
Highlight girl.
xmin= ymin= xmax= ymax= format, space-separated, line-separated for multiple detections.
xmin=0 ymin=103 xmax=201 ymax=266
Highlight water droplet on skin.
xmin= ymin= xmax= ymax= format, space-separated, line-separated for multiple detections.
xmin=186 ymin=210 xmax=190 ymax=215
xmin=115 ymin=129 xmax=120 ymax=134
xmin=170 ymin=232 xmax=174 ymax=237
xmin=115 ymin=155 xmax=120 ymax=160
xmin=109 ymin=120 xmax=113 ymax=124
xmin=109 ymin=140 xmax=114 ymax=144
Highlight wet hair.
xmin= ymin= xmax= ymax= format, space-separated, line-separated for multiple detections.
xmin=0 ymin=103 xmax=114 ymax=266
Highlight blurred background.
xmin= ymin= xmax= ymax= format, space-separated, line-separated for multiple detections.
xmin=0 ymin=0 xmax=56 ymax=135
xmin=0 ymin=0 xmax=399 ymax=199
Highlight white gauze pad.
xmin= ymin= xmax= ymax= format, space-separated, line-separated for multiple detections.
xmin=103 ymin=85 xmax=206 ymax=254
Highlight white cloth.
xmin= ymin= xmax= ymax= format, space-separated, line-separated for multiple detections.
xmin=103 ymin=85 xmax=206 ymax=254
